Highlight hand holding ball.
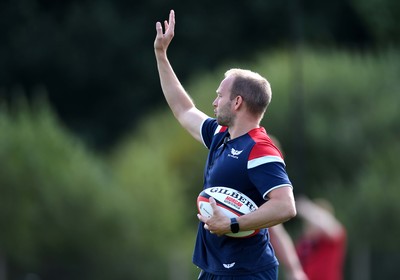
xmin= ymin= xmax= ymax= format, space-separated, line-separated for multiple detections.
xmin=197 ymin=186 xmax=259 ymax=238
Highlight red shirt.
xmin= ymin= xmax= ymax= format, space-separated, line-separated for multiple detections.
xmin=296 ymin=229 xmax=347 ymax=280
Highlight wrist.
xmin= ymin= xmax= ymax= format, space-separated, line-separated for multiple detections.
xmin=230 ymin=217 xmax=240 ymax=233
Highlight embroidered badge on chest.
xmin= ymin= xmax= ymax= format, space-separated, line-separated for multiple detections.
xmin=228 ymin=148 xmax=243 ymax=159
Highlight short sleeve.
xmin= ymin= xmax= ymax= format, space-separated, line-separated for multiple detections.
xmin=201 ymin=118 xmax=227 ymax=149
xmin=248 ymin=162 xmax=292 ymax=200
xmin=246 ymin=136 xmax=292 ymax=199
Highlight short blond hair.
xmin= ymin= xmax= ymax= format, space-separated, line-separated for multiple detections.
xmin=225 ymin=68 xmax=272 ymax=117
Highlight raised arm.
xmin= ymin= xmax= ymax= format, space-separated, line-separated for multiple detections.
xmin=154 ymin=10 xmax=209 ymax=142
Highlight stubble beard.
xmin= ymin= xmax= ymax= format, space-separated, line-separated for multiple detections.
xmin=216 ymin=100 xmax=235 ymax=127
xmin=216 ymin=110 xmax=234 ymax=127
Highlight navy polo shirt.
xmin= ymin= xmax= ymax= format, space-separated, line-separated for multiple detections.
xmin=192 ymin=118 xmax=293 ymax=276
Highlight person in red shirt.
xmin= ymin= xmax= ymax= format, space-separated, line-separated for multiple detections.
xmin=295 ymin=196 xmax=347 ymax=280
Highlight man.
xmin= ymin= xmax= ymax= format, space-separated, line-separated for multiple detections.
xmin=154 ymin=10 xmax=297 ymax=279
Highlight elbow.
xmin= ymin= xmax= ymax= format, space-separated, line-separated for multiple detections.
xmin=282 ymin=201 xmax=297 ymax=222
xmin=289 ymin=204 xmax=297 ymax=220
xmin=289 ymin=197 xmax=298 ymax=219
xmin=287 ymin=190 xmax=298 ymax=220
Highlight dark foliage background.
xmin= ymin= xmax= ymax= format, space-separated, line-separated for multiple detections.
xmin=1 ymin=0 xmax=388 ymax=149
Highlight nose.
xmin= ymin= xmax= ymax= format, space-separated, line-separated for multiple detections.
xmin=212 ymin=97 xmax=218 ymax=107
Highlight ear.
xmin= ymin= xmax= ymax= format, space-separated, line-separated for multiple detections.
xmin=233 ymin=95 xmax=243 ymax=110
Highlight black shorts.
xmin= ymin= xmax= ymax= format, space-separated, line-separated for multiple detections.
xmin=197 ymin=267 xmax=278 ymax=280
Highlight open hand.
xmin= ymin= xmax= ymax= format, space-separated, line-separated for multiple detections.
xmin=154 ymin=10 xmax=175 ymax=53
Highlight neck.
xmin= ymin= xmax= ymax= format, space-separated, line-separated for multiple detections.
xmin=228 ymin=120 xmax=260 ymax=139
xmin=226 ymin=109 xmax=263 ymax=139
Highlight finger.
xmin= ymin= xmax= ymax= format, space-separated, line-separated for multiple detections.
xmin=164 ymin=20 xmax=169 ymax=32
xmin=197 ymin=213 xmax=207 ymax=223
xmin=169 ymin=9 xmax=175 ymax=27
xmin=163 ymin=10 xmax=175 ymax=35
xmin=155 ymin=21 xmax=163 ymax=35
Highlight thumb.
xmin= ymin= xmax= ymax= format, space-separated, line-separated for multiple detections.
xmin=209 ymin=197 xmax=219 ymax=212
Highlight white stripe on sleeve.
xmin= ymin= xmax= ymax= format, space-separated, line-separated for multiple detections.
xmin=247 ymin=155 xmax=285 ymax=169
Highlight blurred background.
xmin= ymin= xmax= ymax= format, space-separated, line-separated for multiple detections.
xmin=1 ymin=0 xmax=399 ymax=279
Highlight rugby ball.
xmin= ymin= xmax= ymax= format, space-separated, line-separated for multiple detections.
xmin=197 ymin=186 xmax=259 ymax=238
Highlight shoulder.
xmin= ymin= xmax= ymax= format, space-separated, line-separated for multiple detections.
xmin=248 ymin=128 xmax=284 ymax=161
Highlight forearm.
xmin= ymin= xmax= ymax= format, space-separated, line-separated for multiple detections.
xmin=155 ymin=51 xmax=195 ymax=119
xmin=270 ymin=225 xmax=307 ymax=280
xmin=154 ymin=11 xmax=208 ymax=142
xmin=237 ymin=195 xmax=296 ymax=231
xmin=296 ymin=197 xmax=343 ymax=237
